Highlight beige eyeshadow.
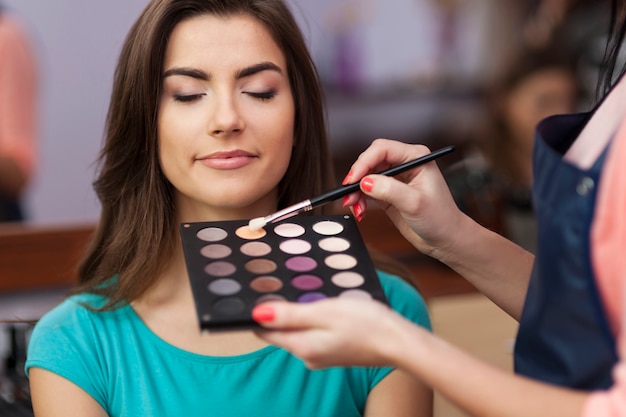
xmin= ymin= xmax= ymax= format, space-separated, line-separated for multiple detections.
xmin=236 ymin=225 xmax=267 ymax=240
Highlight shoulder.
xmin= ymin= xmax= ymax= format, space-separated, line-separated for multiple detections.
xmin=376 ymin=270 xmax=431 ymax=330
xmin=34 ymin=293 xmax=111 ymax=327
xmin=29 ymin=293 xmax=126 ymax=359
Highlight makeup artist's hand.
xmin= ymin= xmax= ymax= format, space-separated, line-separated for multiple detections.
xmin=252 ymin=298 xmax=415 ymax=369
xmin=343 ymin=139 xmax=468 ymax=260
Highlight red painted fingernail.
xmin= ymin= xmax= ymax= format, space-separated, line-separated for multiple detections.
xmin=352 ymin=203 xmax=362 ymax=220
xmin=252 ymin=305 xmax=275 ymax=322
xmin=342 ymin=195 xmax=350 ymax=207
xmin=342 ymin=171 xmax=353 ymax=185
xmin=361 ymin=177 xmax=374 ymax=192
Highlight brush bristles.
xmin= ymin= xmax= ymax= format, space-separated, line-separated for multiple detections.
xmin=248 ymin=217 xmax=267 ymax=231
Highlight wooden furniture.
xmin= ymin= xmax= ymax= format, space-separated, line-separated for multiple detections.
xmin=354 ymin=207 xmax=477 ymax=299
xmin=0 ymin=223 xmax=95 ymax=292
xmin=0 ymin=210 xmax=475 ymax=299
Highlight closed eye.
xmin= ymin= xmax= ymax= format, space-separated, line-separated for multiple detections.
xmin=173 ymin=93 xmax=205 ymax=103
xmin=244 ymin=91 xmax=276 ymax=101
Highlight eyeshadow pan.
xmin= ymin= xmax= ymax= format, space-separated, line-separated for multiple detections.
xmin=339 ymin=289 xmax=373 ymax=300
xmin=200 ymin=244 xmax=232 ymax=259
xmin=250 ymin=276 xmax=283 ymax=293
xmin=236 ymin=225 xmax=267 ymax=240
xmin=318 ymin=237 xmax=350 ymax=252
xmin=325 ymin=254 xmax=358 ymax=270
xmin=331 ymin=271 xmax=365 ymax=288
xmin=213 ymin=297 xmax=246 ymax=315
xmin=208 ymin=278 xmax=242 ymax=295
xmin=240 ymin=241 xmax=272 ymax=257
xmin=291 ymin=274 xmax=324 ymax=290
xmin=279 ymin=239 xmax=312 ymax=255
xmin=274 ymin=223 xmax=305 ymax=238
xmin=256 ymin=294 xmax=287 ymax=304
xmin=285 ymin=256 xmax=317 ymax=272
xmin=312 ymin=220 xmax=344 ymax=236
xmin=245 ymin=258 xmax=277 ymax=274
xmin=197 ymin=227 xmax=228 ymax=242
xmin=204 ymin=261 xmax=236 ymax=277
xmin=180 ymin=215 xmax=388 ymax=331
xmin=298 ymin=292 xmax=327 ymax=303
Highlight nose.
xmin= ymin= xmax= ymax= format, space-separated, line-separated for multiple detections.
xmin=208 ymin=93 xmax=244 ymax=137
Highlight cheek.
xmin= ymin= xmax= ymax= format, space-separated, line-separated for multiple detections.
xmin=157 ymin=109 xmax=194 ymax=177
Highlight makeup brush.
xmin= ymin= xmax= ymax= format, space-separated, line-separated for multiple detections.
xmin=248 ymin=145 xmax=455 ymax=231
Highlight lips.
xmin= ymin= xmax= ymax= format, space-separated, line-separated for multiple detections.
xmin=199 ymin=150 xmax=257 ymax=170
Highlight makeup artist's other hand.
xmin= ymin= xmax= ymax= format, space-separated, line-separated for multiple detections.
xmin=252 ymin=299 xmax=411 ymax=369
xmin=343 ymin=139 xmax=468 ymax=260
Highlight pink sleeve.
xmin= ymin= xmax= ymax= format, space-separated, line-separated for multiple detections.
xmin=0 ymin=16 xmax=38 ymax=178
xmin=586 ymin=115 xmax=626 ymax=415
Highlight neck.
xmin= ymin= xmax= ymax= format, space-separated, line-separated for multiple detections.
xmin=135 ymin=243 xmax=191 ymax=308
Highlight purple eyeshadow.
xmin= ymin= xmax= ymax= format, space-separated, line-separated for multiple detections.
xmin=285 ymin=256 xmax=317 ymax=272
xmin=291 ymin=274 xmax=324 ymax=291
xmin=297 ymin=292 xmax=327 ymax=303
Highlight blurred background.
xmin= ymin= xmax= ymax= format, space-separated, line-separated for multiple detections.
xmin=0 ymin=1 xmax=614 ymax=416
xmin=1 ymin=0 xmax=611 ymax=227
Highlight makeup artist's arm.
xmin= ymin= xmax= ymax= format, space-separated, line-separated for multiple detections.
xmin=254 ymin=298 xmax=589 ymax=417
xmin=29 ymin=368 xmax=109 ymax=417
xmin=364 ymin=368 xmax=433 ymax=417
xmin=343 ymin=139 xmax=534 ymax=320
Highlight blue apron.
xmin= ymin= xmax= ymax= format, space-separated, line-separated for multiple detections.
xmin=513 ymin=112 xmax=618 ymax=389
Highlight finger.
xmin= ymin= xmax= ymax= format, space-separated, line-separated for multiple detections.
xmin=251 ymin=301 xmax=327 ymax=330
xmin=359 ymin=173 xmax=424 ymax=216
xmin=349 ymin=139 xmax=431 ymax=182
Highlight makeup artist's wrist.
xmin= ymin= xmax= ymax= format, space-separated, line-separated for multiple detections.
xmin=378 ymin=310 xmax=427 ymax=368
xmin=426 ymin=210 xmax=480 ymax=269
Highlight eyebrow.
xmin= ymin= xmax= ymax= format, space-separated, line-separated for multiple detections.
xmin=162 ymin=61 xmax=283 ymax=80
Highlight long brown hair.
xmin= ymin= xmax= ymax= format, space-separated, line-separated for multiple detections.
xmin=76 ymin=0 xmax=334 ymax=309
xmin=599 ymin=0 xmax=626 ymax=95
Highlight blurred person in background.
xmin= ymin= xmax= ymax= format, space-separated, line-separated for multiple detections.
xmin=446 ymin=45 xmax=583 ymax=252
xmin=0 ymin=3 xmax=38 ymax=222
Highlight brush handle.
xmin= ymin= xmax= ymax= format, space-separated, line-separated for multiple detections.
xmin=310 ymin=145 xmax=455 ymax=207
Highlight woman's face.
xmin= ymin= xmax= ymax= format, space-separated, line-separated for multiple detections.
xmin=158 ymin=13 xmax=295 ymax=222
xmin=503 ymin=68 xmax=578 ymax=148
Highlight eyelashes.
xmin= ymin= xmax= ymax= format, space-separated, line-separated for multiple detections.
xmin=173 ymin=93 xmax=205 ymax=103
xmin=172 ymin=90 xmax=276 ymax=103
xmin=244 ymin=90 xmax=276 ymax=101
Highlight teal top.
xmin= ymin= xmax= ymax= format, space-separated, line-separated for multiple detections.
xmin=26 ymin=271 xmax=430 ymax=417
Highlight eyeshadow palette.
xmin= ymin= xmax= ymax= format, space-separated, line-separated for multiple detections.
xmin=180 ymin=214 xmax=387 ymax=331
